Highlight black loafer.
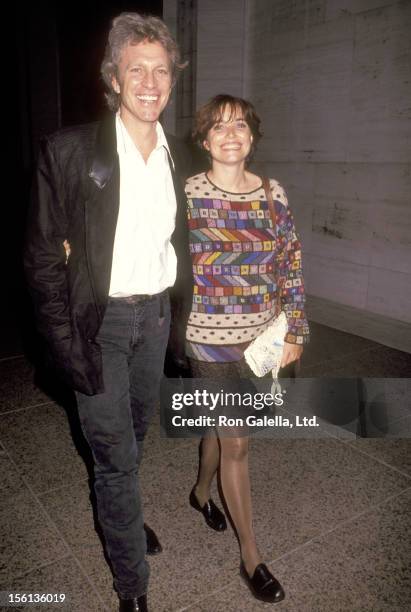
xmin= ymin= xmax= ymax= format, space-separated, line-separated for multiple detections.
xmin=189 ymin=487 xmax=227 ymax=531
xmin=144 ymin=523 xmax=162 ymax=555
xmin=240 ymin=562 xmax=285 ymax=603
xmin=119 ymin=593 xmax=148 ymax=611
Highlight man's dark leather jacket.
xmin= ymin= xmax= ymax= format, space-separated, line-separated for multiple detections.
xmin=25 ymin=115 xmax=193 ymax=395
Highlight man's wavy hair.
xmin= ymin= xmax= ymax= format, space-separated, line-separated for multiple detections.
xmin=101 ymin=12 xmax=186 ymax=112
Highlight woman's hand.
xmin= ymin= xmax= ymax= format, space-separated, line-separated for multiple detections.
xmin=281 ymin=342 xmax=303 ymax=368
xmin=63 ymin=240 xmax=71 ymax=264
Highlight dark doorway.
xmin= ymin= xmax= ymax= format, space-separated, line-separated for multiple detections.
xmin=7 ymin=2 xmax=163 ymax=361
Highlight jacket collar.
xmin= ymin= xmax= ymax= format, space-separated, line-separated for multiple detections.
xmin=89 ymin=114 xmax=177 ymax=189
xmin=89 ymin=114 xmax=117 ymax=189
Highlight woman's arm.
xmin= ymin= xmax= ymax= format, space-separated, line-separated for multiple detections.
xmin=273 ymin=181 xmax=310 ymax=362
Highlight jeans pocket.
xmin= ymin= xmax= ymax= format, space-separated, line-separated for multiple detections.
xmin=158 ymin=290 xmax=169 ymax=325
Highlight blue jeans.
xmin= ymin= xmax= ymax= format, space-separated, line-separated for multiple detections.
xmin=75 ymin=291 xmax=170 ymax=599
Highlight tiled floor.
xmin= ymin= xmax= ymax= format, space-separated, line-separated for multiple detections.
xmin=0 ymin=321 xmax=410 ymax=611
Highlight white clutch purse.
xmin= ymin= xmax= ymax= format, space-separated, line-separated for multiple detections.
xmin=244 ymin=311 xmax=287 ymax=379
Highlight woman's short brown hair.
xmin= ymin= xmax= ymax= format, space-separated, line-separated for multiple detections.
xmin=192 ymin=94 xmax=262 ymax=161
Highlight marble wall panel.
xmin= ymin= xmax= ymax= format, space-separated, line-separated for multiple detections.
xmin=246 ymin=7 xmax=311 ymax=161
xmin=289 ymin=16 xmax=354 ymax=162
xmin=310 ymin=196 xmax=372 ymax=264
xmin=247 ymin=62 xmax=301 ymax=163
xmin=303 ymin=253 xmax=369 ymax=307
xmin=367 ymin=267 xmax=411 ymax=322
xmin=307 ymin=161 xmax=411 ymax=275
xmin=247 ymin=15 xmax=354 ymax=162
xmin=325 ymin=0 xmax=398 ymax=22
xmin=197 ymin=44 xmax=244 ymax=82
xmin=197 ymin=0 xmax=242 ymax=12
xmin=194 ymin=0 xmax=411 ymax=325
xmin=247 ymin=14 xmax=308 ymax=61
xmin=371 ymin=164 xmax=411 ymax=274
xmin=309 ymin=162 xmax=374 ymax=265
xmin=196 ymin=0 xmax=246 ymax=102
xmin=251 ymin=107 xmax=300 ymax=162
xmin=247 ymin=0 xmax=327 ymax=33
xmin=196 ymin=79 xmax=244 ymax=107
xmin=312 ymin=162 xmax=380 ymax=200
xmin=374 ymin=163 xmax=411 ymax=201
xmin=348 ymin=3 xmax=411 ymax=162
xmin=370 ymin=199 xmax=411 ymax=274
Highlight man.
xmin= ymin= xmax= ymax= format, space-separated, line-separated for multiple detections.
xmin=25 ymin=13 xmax=192 ymax=612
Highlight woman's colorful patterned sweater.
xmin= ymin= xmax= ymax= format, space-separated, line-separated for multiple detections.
xmin=185 ymin=172 xmax=309 ymax=362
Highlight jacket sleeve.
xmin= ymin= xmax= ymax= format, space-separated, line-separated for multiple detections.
xmin=24 ymin=136 xmax=72 ymax=352
xmin=274 ymin=182 xmax=310 ymax=345
xmin=163 ymin=136 xmax=194 ymax=376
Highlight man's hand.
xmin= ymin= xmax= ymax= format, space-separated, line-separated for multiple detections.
xmin=281 ymin=342 xmax=303 ymax=368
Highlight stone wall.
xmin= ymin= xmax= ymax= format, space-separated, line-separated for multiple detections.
xmin=193 ymin=0 xmax=411 ymax=325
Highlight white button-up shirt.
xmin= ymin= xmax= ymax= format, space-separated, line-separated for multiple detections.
xmin=109 ymin=115 xmax=177 ymax=296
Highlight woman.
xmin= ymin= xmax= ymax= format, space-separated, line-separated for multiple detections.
xmin=184 ymin=94 xmax=309 ymax=604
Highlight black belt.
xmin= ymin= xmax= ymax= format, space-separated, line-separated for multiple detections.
xmin=109 ymin=289 xmax=168 ymax=306
xmin=109 ymin=294 xmax=151 ymax=304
